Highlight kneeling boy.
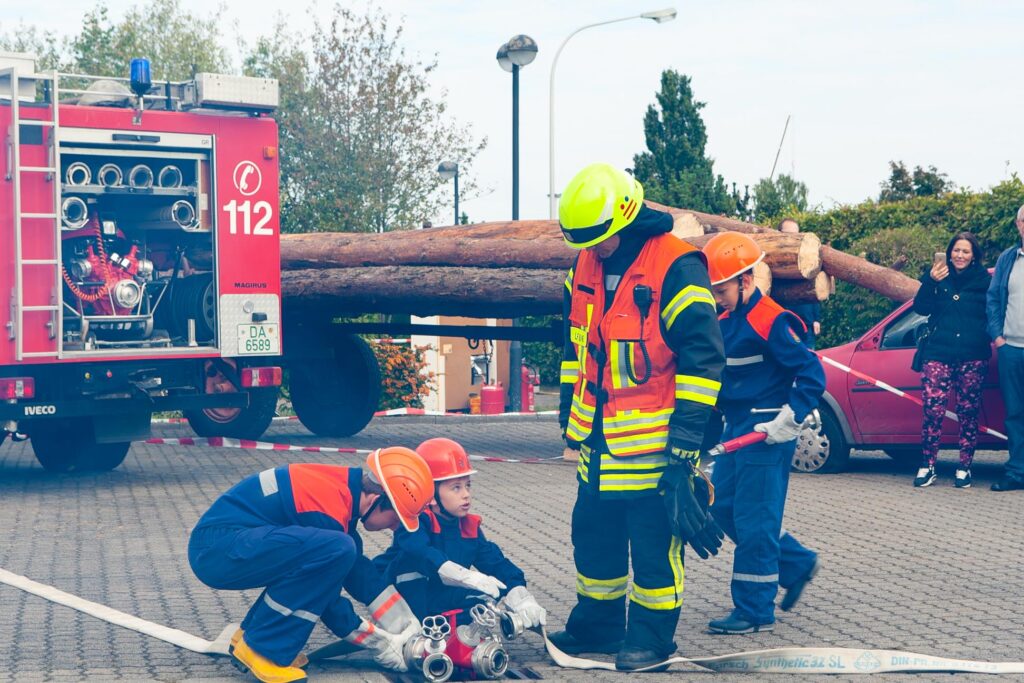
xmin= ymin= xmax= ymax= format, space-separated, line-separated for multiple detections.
xmin=374 ymin=438 xmax=546 ymax=629
xmin=188 ymin=447 xmax=434 ymax=683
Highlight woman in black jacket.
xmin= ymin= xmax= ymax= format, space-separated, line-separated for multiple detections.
xmin=911 ymin=232 xmax=992 ymax=489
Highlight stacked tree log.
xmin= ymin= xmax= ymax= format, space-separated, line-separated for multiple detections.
xmin=280 ymin=202 xmax=919 ymax=319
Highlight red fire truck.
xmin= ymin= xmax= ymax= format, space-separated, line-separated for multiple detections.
xmin=0 ymin=53 xmax=372 ymax=472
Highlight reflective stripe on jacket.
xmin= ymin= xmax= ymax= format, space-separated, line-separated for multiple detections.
xmin=565 ymin=233 xmax=698 ymax=457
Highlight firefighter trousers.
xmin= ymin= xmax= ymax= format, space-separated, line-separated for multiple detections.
xmin=710 ymin=413 xmax=818 ymax=624
xmin=188 ymin=524 xmax=363 ymax=665
xmin=565 ymin=485 xmax=684 ymax=657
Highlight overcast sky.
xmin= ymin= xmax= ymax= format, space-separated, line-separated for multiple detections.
xmin=4 ymin=1 xmax=1022 ymax=226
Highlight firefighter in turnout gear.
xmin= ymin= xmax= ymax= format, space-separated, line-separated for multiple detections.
xmin=188 ymin=448 xmax=434 ymax=682
xmin=701 ymin=232 xmax=824 ymax=635
xmin=549 ymin=163 xmax=726 ymax=671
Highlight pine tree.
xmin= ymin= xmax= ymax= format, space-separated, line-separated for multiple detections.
xmin=632 ymin=70 xmax=733 ymax=214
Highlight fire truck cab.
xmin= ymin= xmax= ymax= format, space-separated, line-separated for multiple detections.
xmin=0 ymin=53 xmax=287 ymax=472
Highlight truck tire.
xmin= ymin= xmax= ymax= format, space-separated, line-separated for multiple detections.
xmin=30 ymin=419 xmax=131 ymax=473
xmin=290 ymin=334 xmax=381 ymax=437
xmin=791 ymin=406 xmax=850 ymax=474
xmin=184 ymin=359 xmax=278 ymax=440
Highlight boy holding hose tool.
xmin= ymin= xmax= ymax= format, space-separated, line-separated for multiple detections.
xmin=701 ymin=232 xmax=825 ymax=635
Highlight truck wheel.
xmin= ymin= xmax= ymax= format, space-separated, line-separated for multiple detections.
xmin=184 ymin=359 xmax=278 ymax=440
xmin=791 ymin=406 xmax=850 ymax=474
xmin=290 ymin=334 xmax=381 ymax=437
xmin=30 ymin=420 xmax=131 ymax=473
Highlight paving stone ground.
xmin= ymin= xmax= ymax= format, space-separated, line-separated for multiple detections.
xmin=1 ymin=416 xmax=1023 ymax=682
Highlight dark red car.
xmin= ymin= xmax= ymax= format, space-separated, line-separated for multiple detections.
xmin=794 ymin=299 xmax=1006 ymax=473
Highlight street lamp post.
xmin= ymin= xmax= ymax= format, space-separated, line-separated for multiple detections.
xmin=548 ymin=8 xmax=677 ymax=218
xmin=437 ymin=161 xmax=459 ymax=225
xmin=497 ymin=34 xmax=537 ymax=411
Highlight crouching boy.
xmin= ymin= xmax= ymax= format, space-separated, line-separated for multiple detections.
xmin=188 ymin=447 xmax=435 ymax=683
xmin=374 ymin=438 xmax=546 ymax=629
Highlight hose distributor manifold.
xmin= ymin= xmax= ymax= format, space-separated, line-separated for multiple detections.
xmin=403 ymin=615 xmax=454 ymax=683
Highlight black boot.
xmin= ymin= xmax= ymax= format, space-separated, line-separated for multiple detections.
xmin=615 ymin=646 xmax=673 ymax=672
xmin=547 ymin=630 xmax=623 ymax=655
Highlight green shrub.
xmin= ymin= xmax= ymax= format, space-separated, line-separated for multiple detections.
xmin=520 ymin=315 xmax=562 ymax=385
xmin=369 ymin=339 xmax=436 ymax=410
xmin=783 ymin=178 xmax=1024 ymax=348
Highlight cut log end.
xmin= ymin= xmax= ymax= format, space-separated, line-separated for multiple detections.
xmin=772 ymin=271 xmax=833 ymax=304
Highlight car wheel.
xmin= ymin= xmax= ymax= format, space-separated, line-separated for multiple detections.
xmin=791 ymin=406 xmax=850 ymax=474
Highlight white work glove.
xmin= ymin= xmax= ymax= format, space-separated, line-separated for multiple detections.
xmin=753 ymin=404 xmax=803 ymax=444
xmin=345 ymin=619 xmax=417 ymax=673
xmin=504 ymin=585 xmax=546 ymax=628
xmin=437 ymin=560 xmax=506 ymax=598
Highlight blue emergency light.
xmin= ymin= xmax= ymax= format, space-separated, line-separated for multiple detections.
xmin=129 ymin=58 xmax=152 ymax=98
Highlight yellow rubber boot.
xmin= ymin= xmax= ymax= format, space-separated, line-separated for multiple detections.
xmin=230 ymin=632 xmax=308 ymax=683
xmin=230 ymin=629 xmax=309 ymax=670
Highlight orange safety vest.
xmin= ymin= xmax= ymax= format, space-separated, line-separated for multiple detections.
xmin=565 ymin=233 xmax=698 ymax=457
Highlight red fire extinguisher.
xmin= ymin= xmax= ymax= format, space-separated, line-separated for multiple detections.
xmin=520 ymin=365 xmax=539 ymax=413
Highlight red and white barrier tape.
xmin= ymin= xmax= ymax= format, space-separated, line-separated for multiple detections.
xmin=143 ymin=436 xmax=561 ymax=465
xmin=817 ymin=354 xmax=1008 ymax=440
xmin=145 ymin=436 xmax=358 ymax=454
xmin=151 ymin=410 xmax=557 ymax=424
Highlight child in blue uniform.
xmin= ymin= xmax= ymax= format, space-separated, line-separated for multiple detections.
xmin=374 ymin=438 xmax=546 ymax=629
xmin=702 ymin=232 xmax=825 ymax=635
xmin=188 ymin=447 xmax=434 ymax=683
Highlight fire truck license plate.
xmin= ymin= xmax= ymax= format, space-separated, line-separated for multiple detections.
xmin=237 ymin=324 xmax=280 ymax=355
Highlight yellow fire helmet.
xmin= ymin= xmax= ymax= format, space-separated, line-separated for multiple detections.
xmin=558 ymin=163 xmax=644 ymax=249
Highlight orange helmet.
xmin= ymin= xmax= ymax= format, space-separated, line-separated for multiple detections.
xmin=365 ymin=447 xmax=434 ymax=532
xmin=416 ymin=438 xmax=477 ymax=481
xmin=702 ymin=232 xmax=765 ymax=285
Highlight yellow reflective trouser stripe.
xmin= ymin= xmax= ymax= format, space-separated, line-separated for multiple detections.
xmin=630 ymin=538 xmax=685 ymax=610
xmin=675 ymin=374 xmax=721 ymax=406
xmin=560 ymin=361 xmax=580 ymax=384
xmin=669 ymin=536 xmax=685 ymax=600
xmin=577 ymin=573 xmax=629 ymax=600
xmin=661 ymin=285 xmax=716 ymax=330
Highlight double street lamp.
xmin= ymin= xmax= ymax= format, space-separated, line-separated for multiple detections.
xmin=497 ymin=33 xmax=538 ymax=411
xmin=548 ymin=8 xmax=677 ymax=218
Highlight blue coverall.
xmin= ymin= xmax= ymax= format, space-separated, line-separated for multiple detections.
xmin=712 ymin=289 xmax=825 ymax=625
xmin=188 ymin=464 xmax=387 ymax=665
xmin=373 ymin=508 xmax=525 ymax=619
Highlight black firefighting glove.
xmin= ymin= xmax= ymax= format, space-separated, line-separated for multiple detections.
xmin=658 ymin=459 xmax=724 ymax=560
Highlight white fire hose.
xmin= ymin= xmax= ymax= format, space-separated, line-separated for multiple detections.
xmin=540 ymin=627 xmax=1024 ymax=675
xmin=1 ymin=564 xmax=1022 ymax=675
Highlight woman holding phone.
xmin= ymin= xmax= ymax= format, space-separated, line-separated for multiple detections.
xmin=910 ymin=232 xmax=992 ymax=488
